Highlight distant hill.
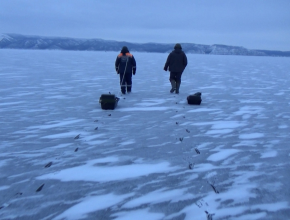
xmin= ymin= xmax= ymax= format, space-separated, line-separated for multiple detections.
xmin=1 ymin=33 xmax=290 ymax=57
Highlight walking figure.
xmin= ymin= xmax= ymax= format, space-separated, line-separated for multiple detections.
xmin=115 ymin=46 xmax=136 ymax=94
xmin=164 ymin=43 xmax=187 ymax=94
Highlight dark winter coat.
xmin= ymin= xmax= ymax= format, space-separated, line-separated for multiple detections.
xmin=115 ymin=50 xmax=136 ymax=75
xmin=164 ymin=48 xmax=187 ymax=73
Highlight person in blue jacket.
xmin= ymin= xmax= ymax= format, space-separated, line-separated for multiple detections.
xmin=115 ymin=46 xmax=137 ymax=94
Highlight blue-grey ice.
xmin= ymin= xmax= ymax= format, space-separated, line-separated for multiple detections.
xmin=0 ymin=49 xmax=290 ymax=219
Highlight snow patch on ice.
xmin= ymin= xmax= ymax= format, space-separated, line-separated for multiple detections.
xmin=211 ymin=121 xmax=247 ymax=129
xmin=41 ymin=131 xmax=89 ymax=139
xmin=86 ymin=140 xmax=108 ymax=145
xmin=103 ymin=148 xmax=133 ymax=154
xmin=278 ymin=125 xmax=288 ymax=129
xmin=118 ymin=107 xmax=177 ymax=111
xmin=260 ymin=150 xmax=277 ymax=158
xmin=134 ymin=98 xmax=167 ymax=107
xmin=233 ymin=212 xmax=267 ymax=220
xmin=234 ymin=106 xmax=264 ymax=116
xmin=274 ymin=92 xmax=284 ymax=95
xmin=119 ymin=140 xmax=135 ymax=146
xmin=185 ymin=174 xmax=199 ymax=181
xmin=193 ymin=163 xmax=219 ymax=172
xmin=6 ymin=151 xmax=46 ymax=158
xmin=111 ymin=208 xmax=165 ymax=220
xmin=187 ymin=108 xmax=220 ymax=113
xmin=251 ymin=201 xmax=289 ymax=212
xmin=170 ymin=114 xmax=185 ymax=119
xmin=191 ymin=121 xmax=246 ymax=135
xmin=82 ymin=134 xmax=106 ymax=141
xmin=46 ymin=95 xmax=69 ymax=99
xmin=0 ymin=101 xmax=25 ymax=106
xmin=239 ymin=100 xmax=267 ymax=104
xmin=206 ymin=129 xmax=234 ymax=135
xmin=239 ymin=133 xmax=264 ymax=139
xmin=29 ymin=119 xmax=84 ymax=130
xmin=196 ymin=142 xmax=213 ymax=149
xmin=148 ymin=142 xmax=171 ymax=148
xmin=0 ymin=159 xmax=10 ymax=168
xmin=119 ymin=115 xmax=132 ymax=121
xmin=37 ymin=157 xmax=179 ymax=182
xmin=166 ymin=171 xmax=263 ymax=220
xmin=190 ymin=121 xmax=245 ymax=129
xmin=233 ymin=140 xmax=258 ymax=147
xmin=207 ymin=149 xmax=240 ymax=162
xmin=51 ymin=143 xmax=72 ymax=149
xmin=122 ymin=188 xmax=194 ymax=208
xmin=0 ymin=185 xmax=10 ymax=191
xmin=168 ymin=170 xmax=194 ymax=176
xmin=53 ymin=193 xmax=134 ymax=220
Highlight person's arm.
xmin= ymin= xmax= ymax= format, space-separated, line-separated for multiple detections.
xmin=183 ymin=53 xmax=188 ymax=70
xmin=132 ymin=56 xmax=136 ymax=75
xmin=164 ymin=54 xmax=171 ymax=71
xmin=115 ymin=56 xmax=120 ymax=74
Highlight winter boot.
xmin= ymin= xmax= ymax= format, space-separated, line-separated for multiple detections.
xmin=170 ymin=80 xmax=176 ymax=93
xmin=127 ymin=85 xmax=132 ymax=93
xmin=121 ymin=87 xmax=126 ymax=94
xmin=176 ymin=82 xmax=181 ymax=94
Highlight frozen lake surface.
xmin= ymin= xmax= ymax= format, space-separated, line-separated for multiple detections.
xmin=0 ymin=49 xmax=290 ymax=220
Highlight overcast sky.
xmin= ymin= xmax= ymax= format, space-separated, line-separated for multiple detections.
xmin=1 ymin=0 xmax=290 ymax=51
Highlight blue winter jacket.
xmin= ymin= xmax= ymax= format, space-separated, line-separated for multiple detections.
xmin=115 ymin=53 xmax=136 ymax=74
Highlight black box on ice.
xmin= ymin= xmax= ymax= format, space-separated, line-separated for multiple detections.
xmin=99 ymin=94 xmax=119 ymax=110
xmin=187 ymin=92 xmax=202 ymax=105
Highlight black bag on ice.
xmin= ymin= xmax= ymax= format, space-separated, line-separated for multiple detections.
xmin=187 ymin=92 xmax=202 ymax=105
xmin=99 ymin=94 xmax=120 ymax=110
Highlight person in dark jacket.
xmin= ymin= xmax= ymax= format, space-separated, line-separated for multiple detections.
xmin=115 ymin=46 xmax=136 ymax=94
xmin=164 ymin=43 xmax=187 ymax=94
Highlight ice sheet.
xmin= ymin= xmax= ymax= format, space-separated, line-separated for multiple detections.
xmin=1 ymin=50 xmax=290 ymax=219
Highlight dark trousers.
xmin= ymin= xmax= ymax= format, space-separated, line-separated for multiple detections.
xmin=120 ymin=72 xmax=132 ymax=93
xmin=170 ymin=72 xmax=182 ymax=84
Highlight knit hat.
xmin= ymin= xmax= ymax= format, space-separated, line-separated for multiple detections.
xmin=174 ymin=43 xmax=182 ymax=49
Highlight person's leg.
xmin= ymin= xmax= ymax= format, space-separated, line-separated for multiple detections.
xmin=175 ymin=72 xmax=182 ymax=94
xmin=170 ymin=72 xmax=177 ymax=93
xmin=120 ymin=72 xmax=126 ymax=94
xmin=126 ymin=73 xmax=132 ymax=93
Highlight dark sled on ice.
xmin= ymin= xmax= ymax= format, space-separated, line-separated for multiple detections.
xmin=187 ymin=92 xmax=202 ymax=105
xmin=99 ymin=94 xmax=120 ymax=110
